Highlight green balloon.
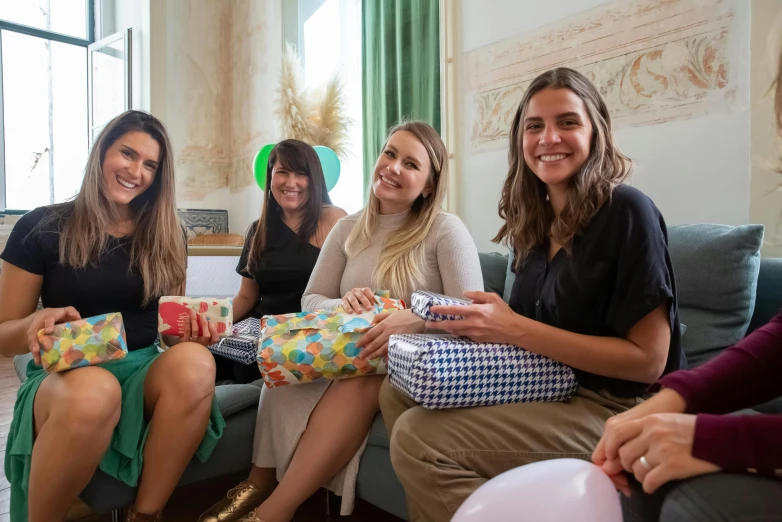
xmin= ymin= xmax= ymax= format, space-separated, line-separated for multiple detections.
xmin=253 ymin=143 xmax=341 ymax=192
xmin=254 ymin=144 xmax=275 ymax=190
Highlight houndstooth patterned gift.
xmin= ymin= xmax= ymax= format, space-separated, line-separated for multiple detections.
xmin=207 ymin=317 xmax=260 ymax=365
xmin=388 ymin=334 xmax=578 ymax=409
xmin=411 ymin=291 xmax=471 ymax=322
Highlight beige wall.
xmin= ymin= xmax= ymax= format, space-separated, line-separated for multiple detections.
xmin=148 ymin=0 xmax=282 ymax=235
xmin=750 ymin=0 xmax=782 ymax=257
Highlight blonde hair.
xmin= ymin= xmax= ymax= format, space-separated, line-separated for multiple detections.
xmin=345 ymin=121 xmax=447 ymax=299
xmin=51 ymin=110 xmax=185 ymax=304
xmin=493 ymin=68 xmax=633 ymax=267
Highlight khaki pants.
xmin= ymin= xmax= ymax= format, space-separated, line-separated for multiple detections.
xmin=378 ymin=377 xmax=641 ymax=522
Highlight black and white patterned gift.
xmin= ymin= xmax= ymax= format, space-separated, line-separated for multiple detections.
xmin=411 ymin=291 xmax=471 ymax=322
xmin=388 ymin=334 xmax=578 ymax=409
xmin=207 ymin=317 xmax=260 ymax=365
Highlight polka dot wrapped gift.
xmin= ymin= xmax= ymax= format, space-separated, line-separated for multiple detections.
xmin=257 ymin=292 xmax=405 ymax=387
xmin=37 ymin=312 xmax=128 ymax=373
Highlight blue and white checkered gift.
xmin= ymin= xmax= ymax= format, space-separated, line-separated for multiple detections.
xmin=207 ymin=317 xmax=260 ymax=365
xmin=388 ymin=334 xmax=578 ymax=409
xmin=411 ymin=291 xmax=471 ymax=322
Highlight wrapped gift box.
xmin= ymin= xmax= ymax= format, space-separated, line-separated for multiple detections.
xmin=207 ymin=317 xmax=261 ymax=365
xmin=258 ymin=292 xmax=405 ymax=387
xmin=411 ymin=290 xmax=471 ymax=322
xmin=38 ymin=313 xmax=128 ymax=373
xmin=388 ymin=334 xmax=578 ymax=409
xmin=158 ymin=296 xmax=233 ymax=339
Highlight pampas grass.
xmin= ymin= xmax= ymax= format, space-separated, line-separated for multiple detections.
xmin=274 ymin=43 xmax=351 ymax=159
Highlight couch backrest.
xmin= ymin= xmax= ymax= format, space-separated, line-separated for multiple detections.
xmin=749 ymin=257 xmax=782 ymax=333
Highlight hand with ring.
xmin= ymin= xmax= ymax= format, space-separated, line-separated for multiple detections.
xmin=596 ymin=413 xmax=720 ymax=495
xmin=178 ymin=309 xmax=219 ymax=347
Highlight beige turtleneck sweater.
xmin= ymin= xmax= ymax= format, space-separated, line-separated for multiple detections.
xmin=302 ymin=209 xmax=484 ymax=310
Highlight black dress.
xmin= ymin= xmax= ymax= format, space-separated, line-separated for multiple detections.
xmin=216 ymin=217 xmax=321 ymax=383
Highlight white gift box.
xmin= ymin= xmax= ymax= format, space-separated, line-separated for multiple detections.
xmin=411 ymin=290 xmax=471 ymax=322
xmin=388 ymin=334 xmax=578 ymax=409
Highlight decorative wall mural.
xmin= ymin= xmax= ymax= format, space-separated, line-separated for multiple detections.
xmin=464 ymin=0 xmax=739 ymax=151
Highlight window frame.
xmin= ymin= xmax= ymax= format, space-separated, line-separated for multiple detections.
xmin=0 ymin=1 xmax=95 ymax=212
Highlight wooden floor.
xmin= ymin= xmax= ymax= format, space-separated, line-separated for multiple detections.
xmin=0 ymin=356 xmax=403 ymax=522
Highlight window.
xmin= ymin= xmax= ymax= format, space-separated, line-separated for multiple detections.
xmin=284 ymin=0 xmax=363 ymax=214
xmin=0 ymin=1 xmax=95 ymax=211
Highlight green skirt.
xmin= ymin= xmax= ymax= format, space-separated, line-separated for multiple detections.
xmin=4 ymin=345 xmax=225 ymax=522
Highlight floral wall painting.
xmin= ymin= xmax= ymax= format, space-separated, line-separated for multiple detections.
xmin=465 ymin=0 xmax=740 ymax=152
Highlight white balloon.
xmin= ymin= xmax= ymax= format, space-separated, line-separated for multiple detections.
xmin=451 ymin=459 xmax=622 ymax=522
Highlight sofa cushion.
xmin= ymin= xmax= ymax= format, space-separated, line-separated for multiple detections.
xmin=215 ymin=382 xmax=262 ymax=418
xmin=366 ymin=413 xmax=390 ymax=448
xmin=668 ymin=224 xmax=764 ymax=367
xmin=478 ymin=252 xmax=508 ymax=296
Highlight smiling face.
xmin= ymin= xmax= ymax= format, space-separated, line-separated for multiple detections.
xmin=372 ymin=130 xmax=433 ymax=215
xmin=101 ymin=131 xmax=161 ymax=210
xmin=270 ymin=160 xmax=310 ymax=213
xmin=521 ymin=87 xmax=594 ymax=190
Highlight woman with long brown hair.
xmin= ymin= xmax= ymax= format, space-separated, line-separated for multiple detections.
xmin=0 ymin=110 xmax=224 ymax=522
xmin=209 ymin=139 xmax=346 ymax=384
xmin=200 ymin=121 xmax=483 ymax=522
xmin=379 ymin=68 xmax=684 ymax=521
xmin=591 ymin=42 xmax=782 ymax=521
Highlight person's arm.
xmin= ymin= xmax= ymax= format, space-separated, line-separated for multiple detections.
xmin=656 ymin=312 xmax=782 ymax=414
xmin=693 ymin=413 xmax=782 ymax=472
xmin=0 ymin=262 xmax=46 ymax=357
xmin=436 ymin=296 xmax=671 ymax=383
xmin=233 ymin=277 xmax=260 ymax=323
xmin=301 ymin=219 xmax=348 ymax=312
xmin=436 ymin=215 xmax=485 ymax=297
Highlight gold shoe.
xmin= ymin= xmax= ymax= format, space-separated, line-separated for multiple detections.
xmin=198 ymin=480 xmax=271 ymax=522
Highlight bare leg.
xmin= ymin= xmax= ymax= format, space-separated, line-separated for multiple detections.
xmin=248 ymin=465 xmax=278 ymax=490
xmin=254 ymin=375 xmax=384 ymax=522
xmin=28 ymin=367 xmax=122 ymax=522
xmin=134 ymin=342 xmax=216 ymax=514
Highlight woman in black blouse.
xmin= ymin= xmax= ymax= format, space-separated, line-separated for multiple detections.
xmin=199 ymin=139 xmax=345 ymax=521
xmin=0 ymin=111 xmax=224 ymax=522
xmin=379 ymin=68 xmax=684 ymax=522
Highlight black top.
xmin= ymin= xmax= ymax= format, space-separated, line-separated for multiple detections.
xmin=509 ymin=185 xmax=684 ymax=398
xmin=0 ymin=206 xmax=180 ymax=351
xmin=236 ymin=218 xmax=321 ymax=318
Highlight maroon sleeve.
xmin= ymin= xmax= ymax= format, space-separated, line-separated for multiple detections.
xmin=653 ymin=312 xmax=782 ymax=414
xmin=693 ymin=414 xmax=782 ymax=473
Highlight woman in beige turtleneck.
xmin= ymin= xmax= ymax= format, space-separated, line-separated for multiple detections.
xmin=199 ymin=121 xmax=483 ymax=522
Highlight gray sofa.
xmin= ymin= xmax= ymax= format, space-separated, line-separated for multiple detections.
xmin=11 ymin=224 xmax=782 ymax=521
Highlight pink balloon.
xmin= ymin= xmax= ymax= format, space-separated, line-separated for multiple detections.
xmin=452 ymin=459 xmax=622 ymax=522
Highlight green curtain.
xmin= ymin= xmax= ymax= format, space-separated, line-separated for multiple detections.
xmin=361 ymin=0 xmax=441 ymax=198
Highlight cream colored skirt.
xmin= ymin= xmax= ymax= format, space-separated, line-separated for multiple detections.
xmin=252 ymin=381 xmax=369 ymax=516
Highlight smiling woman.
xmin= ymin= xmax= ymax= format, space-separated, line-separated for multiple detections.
xmin=0 ymin=110 xmax=225 ymax=522
xmin=378 ymin=69 xmax=684 ymax=522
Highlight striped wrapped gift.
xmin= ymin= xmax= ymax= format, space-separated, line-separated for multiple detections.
xmin=207 ymin=317 xmax=260 ymax=365
xmin=410 ymin=291 xmax=471 ymax=322
xmin=388 ymin=334 xmax=578 ymax=409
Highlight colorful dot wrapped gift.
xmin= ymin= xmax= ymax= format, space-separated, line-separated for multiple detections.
xmin=257 ymin=292 xmax=406 ymax=387
xmin=37 ymin=312 xmax=128 ymax=373
xmin=157 ymin=296 xmax=233 ymax=345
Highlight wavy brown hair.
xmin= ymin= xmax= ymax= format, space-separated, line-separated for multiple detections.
xmin=345 ymin=121 xmax=447 ymax=299
xmin=493 ymin=68 xmax=633 ymax=267
xmin=245 ymin=139 xmax=332 ymax=273
xmin=49 ymin=110 xmax=185 ymax=304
